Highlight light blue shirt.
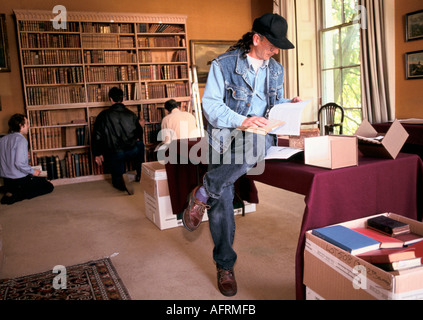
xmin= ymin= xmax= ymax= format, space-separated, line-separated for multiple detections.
xmin=0 ymin=132 xmax=34 ymax=179
xmin=202 ymin=56 xmax=269 ymax=129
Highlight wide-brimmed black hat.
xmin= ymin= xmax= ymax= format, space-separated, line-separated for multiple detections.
xmin=252 ymin=13 xmax=295 ymax=49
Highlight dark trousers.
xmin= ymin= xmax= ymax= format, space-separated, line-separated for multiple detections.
xmin=2 ymin=175 xmax=54 ymax=204
xmin=105 ymin=141 xmax=144 ymax=190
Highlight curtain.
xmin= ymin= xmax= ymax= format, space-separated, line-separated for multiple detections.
xmin=360 ymin=0 xmax=393 ymax=123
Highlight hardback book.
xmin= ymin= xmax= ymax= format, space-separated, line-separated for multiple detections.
xmin=408 ymin=240 xmax=423 ymax=259
xmin=373 ymin=258 xmax=422 ymax=271
xmin=367 ymin=216 xmax=410 ymax=236
xmin=357 ymin=247 xmax=416 ymax=264
xmin=353 ymin=228 xmax=404 ymax=248
xmin=394 ymin=232 xmax=423 ymax=246
xmin=237 ymin=119 xmax=285 ymax=135
xmin=311 ymin=225 xmax=380 ymax=255
xmin=31 ymin=165 xmax=47 ymax=178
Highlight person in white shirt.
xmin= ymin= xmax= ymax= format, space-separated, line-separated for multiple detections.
xmin=0 ymin=114 xmax=54 ymax=205
xmin=160 ymin=99 xmax=200 ymax=143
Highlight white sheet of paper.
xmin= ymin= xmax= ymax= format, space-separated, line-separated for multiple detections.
xmin=264 ymin=146 xmax=303 ymax=160
xmin=268 ymin=99 xmax=311 ymax=136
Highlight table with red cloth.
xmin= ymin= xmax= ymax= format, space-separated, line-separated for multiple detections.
xmin=372 ymin=122 xmax=423 ymax=159
xmin=164 ymin=138 xmax=423 ymax=300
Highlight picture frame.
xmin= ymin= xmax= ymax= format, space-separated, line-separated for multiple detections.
xmin=405 ymin=50 xmax=423 ymax=80
xmin=190 ymin=40 xmax=235 ymax=86
xmin=406 ymin=9 xmax=423 ymax=42
xmin=0 ymin=14 xmax=10 ymax=72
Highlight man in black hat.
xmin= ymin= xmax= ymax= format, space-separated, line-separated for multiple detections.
xmin=181 ymin=13 xmax=301 ymax=296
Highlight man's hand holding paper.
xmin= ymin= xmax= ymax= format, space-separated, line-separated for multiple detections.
xmin=268 ymin=99 xmax=311 ymax=136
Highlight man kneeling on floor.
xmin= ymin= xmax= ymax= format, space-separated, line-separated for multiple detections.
xmin=91 ymin=87 xmax=145 ymax=195
xmin=0 ymin=114 xmax=54 ymax=205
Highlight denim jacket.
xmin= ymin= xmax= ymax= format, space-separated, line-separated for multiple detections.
xmin=202 ymin=49 xmax=290 ymax=153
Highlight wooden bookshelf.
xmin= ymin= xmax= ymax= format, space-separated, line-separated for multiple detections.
xmin=14 ymin=10 xmax=192 ymax=185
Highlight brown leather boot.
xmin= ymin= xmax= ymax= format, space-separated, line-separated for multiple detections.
xmin=182 ymin=186 xmax=209 ymax=232
xmin=217 ymin=267 xmax=237 ymax=297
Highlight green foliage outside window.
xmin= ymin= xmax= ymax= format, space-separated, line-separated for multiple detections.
xmin=321 ymin=0 xmax=362 ymax=134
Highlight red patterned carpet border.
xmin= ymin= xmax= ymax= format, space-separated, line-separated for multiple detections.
xmin=0 ymin=258 xmax=131 ymax=300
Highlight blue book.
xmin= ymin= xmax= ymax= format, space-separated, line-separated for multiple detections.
xmin=312 ymin=225 xmax=380 ymax=255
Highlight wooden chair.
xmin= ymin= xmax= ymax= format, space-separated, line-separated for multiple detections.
xmin=318 ymin=103 xmax=345 ymax=135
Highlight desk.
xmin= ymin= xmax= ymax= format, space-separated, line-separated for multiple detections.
xmin=373 ymin=122 xmax=423 ymax=159
xmin=164 ymin=138 xmax=423 ymax=300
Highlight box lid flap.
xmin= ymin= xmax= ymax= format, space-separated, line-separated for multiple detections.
xmin=381 ymin=120 xmax=409 ymax=158
xmin=355 ymin=119 xmax=378 ymax=137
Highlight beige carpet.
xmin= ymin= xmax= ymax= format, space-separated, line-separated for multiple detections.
xmin=0 ymin=177 xmax=305 ymax=300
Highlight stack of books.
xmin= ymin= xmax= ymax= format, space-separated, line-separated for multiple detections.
xmin=312 ymin=215 xmax=423 ymax=272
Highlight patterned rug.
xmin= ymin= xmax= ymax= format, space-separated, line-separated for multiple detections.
xmin=0 ymin=258 xmax=131 ymax=300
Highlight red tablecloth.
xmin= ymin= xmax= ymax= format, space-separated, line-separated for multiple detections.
xmin=164 ymin=138 xmax=423 ymax=300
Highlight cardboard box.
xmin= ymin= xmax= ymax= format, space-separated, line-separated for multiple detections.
xmin=305 ymin=287 xmax=325 ymax=300
xmin=141 ymin=161 xmax=256 ymax=230
xmin=141 ymin=161 xmax=194 ymax=230
xmin=304 ymin=213 xmax=423 ymax=300
xmin=304 ymin=135 xmax=358 ymax=169
xmin=355 ymin=119 xmax=409 ymax=159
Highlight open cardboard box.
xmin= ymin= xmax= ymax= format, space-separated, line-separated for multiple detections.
xmin=304 ymin=213 xmax=423 ymax=300
xmin=355 ymin=119 xmax=409 ymax=159
xmin=304 ymin=135 xmax=358 ymax=169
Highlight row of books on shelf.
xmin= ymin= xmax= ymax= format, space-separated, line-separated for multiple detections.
xmin=26 ymin=86 xmax=86 ymax=106
xmin=84 ymin=50 xmax=137 ymax=64
xmin=30 ymin=126 xmax=88 ymax=150
xmin=85 ymin=65 xmax=138 ymax=82
xmin=138 ymin=49 xmax=187 ymax=63
xmin=34 ymin=152 xmax=91 ymax=180
xmin=141 ymin=104 xmax=165 ymax=123
xmin=22 ymin=47 xmax=186 ymax=67
xmin=26 ymin=82 xmax=188 ymax=106
xmin=81 ymin=22 xmax=134 ymax=34
xmin=144 ymin=123 xmax=162 ymax=144
xmin=139 ymin=64 xmax=188 ymax=81
xmin=33 ymin=151 xmax=140 ymax=179
xmin=19 ymin=21 xmax=80 ymax=32
xmin=87 ymin=83 xmax=138 ymax=102
xmin=142 ymin=82 xmax=190 ymax=99
xmin=137 ymin=23 xmax=184 ymax=34
xmin=22 ymin=49 xmax=82 ymax=65
xmin=24 ymin=66 xmax=84 ymax=85
xmin=312 ymin=215 xmax=423 ymax=272
xmin=137 ymin=36 xmax=185 ymax=48
xmin=18 ymin=20 xmax=184 ymax=35
xmin=29 ymin=109 xmax=86 ymax=127
xmin=81 ymin=34 xmax=135 ymax=49
xmin=20 ymin=33 xmax=81 ymax=49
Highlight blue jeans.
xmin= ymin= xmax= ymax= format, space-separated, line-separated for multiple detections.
xmin=203 ymin=132 xmax=276 ymax=269
xmin=106 ymin=141 xmax=144 ymax=190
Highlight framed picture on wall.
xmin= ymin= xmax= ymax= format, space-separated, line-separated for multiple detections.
xmin=0 ymin=14 xmax=10 ymax=72
xmin=405 ymin=50 xmax=423 ymax=80
xmin=190 ymin=40 xmax=235 ymax=86
xmin=406 ymin=9 xmax=423 ymax=42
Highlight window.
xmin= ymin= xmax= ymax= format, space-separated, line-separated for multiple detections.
xmin=321 ymin=0 xmax=361 ymax=134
